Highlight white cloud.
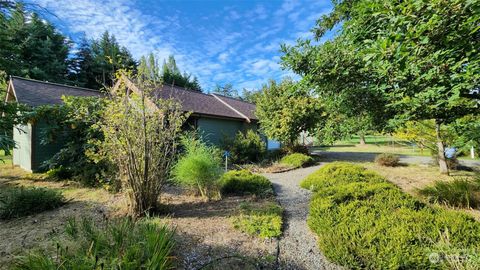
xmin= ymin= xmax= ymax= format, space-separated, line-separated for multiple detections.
xmin=218 ymin=52 xmax=229 ymax=63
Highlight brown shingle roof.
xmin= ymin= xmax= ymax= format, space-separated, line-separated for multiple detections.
xmin=151 ymin=84 xmax=258 ymax=121
xmin=9 ymin=76 xmax=103 ymax=107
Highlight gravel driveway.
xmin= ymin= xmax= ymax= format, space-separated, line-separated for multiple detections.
xmin=262 ymin=165 xmax=342 ymax=270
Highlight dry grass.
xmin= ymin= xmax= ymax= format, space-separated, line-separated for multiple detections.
xmin=362 ymin=162 xmax=480 ymax=219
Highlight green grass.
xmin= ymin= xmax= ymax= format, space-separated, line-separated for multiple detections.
xmin=231 ymin=202 xmax=283 ymax=238
xmin=314 ymin=135 xmax=432 ymax=157
xmin=0 ymin=186 xmax=66 ymax=219
xmin=0 ymin=149 xmax=12 ymax=165
xmin=14 ymin=217 xmax=175 ymax=270
xmin=305 ymin=163 xmax=480 ymax=269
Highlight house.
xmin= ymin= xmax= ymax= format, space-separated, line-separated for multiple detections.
xmin=5 ymin=76 xmax=260 ymax=172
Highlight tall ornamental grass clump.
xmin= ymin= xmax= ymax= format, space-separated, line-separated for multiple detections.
xmin=0 ymin=186 xmax=65 ymax=219
xmin=419 ymin=177 xmax=480 ymax=208
xmin=305 ymin=163 xmax=480 ymax=269
xmin=14 ymin=217 xmax=175 ymax=269
xmin=173 ymin=135 xmax=223 ymax=200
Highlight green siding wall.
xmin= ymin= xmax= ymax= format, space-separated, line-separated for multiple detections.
xmin=197 ymin=117 xmax=257 ymax=146
xmin=13 ymin=124 xmax=32 ymax=172
xmin=31 ymin=120 xmax=68 ymax=172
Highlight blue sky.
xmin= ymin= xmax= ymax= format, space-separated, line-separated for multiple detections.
xmin=35 ymin=0 xmax=333 ymax=92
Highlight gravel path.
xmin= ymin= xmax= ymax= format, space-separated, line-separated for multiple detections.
xmin=262 ymin=165 xmax=342 ymax=270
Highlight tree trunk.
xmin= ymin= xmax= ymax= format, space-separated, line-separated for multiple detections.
xmin=359 ymin=133 xmax=366 ymax=145
xmin=435 ymin=120 xmax=449 ymax=175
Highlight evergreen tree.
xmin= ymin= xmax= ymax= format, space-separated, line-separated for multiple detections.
xmin=69 ymin=37 xmax=97 ymax=88
xmin=161 ymin=55 xmax=201 ymax=91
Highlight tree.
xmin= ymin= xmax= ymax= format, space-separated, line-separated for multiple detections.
xmin=69 ymin=38 xmax=98 ymax=89
xmin=100 ymin=75 xmax=188 ymax=216
xmin=0 ymin=5 xmax=71 ymax=83
xmin=90 ymin=31 xmax=137 ymax=88
xmin=240 ymin=88 xmax=261 ymax=104
xmin=212 ymin=83 xmax=238 ymax=97
xmin=255 ymin=79 xmax=324 ymax=150
xmin=282 ymin=0 xmax=479 ymax=174
xmin=161 ymin=55 xmax=201 ymax=91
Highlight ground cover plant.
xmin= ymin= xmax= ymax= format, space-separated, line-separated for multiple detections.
xmin=300 ymin=162 xmax=384 ymax=191
xmin=14 ymin=216 xmax=175 ymax=270
xmin=304 ymin=163 xmax=480 ymax=269
xmin=279 ymin=153 xmax=313 ymax=168
xmin=419 ymin=177 xmax=480 ymax=209
xmin=375 ymin=153 xmax=400 ymax=167
xmin=220 ymin=170 xmax=273 ymax=197
xmin=0 ymin=186 xmax=65 ymax=219
xmin=231 ymin=201 xmax=283 ymax=239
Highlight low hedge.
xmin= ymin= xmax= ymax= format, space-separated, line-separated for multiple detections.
xmin=220 ymin=170 xmax=273 ymax=197
xmin=279 ymin=153 xmax=314 ymax=168
xmin=305 ymin=163 xmax=480 ymax=269
xmin=300 ymin=162 xmax=384 ymax=191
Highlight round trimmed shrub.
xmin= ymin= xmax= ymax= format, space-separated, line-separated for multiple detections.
xmin=220 ymin=170 xmax=273 ymax=197
xmin=375 ymin=153 xmax=400 ymax=167
xmin=279 ymin=153 xmax=314 ymax=168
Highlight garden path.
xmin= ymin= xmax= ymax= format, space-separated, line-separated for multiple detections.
xmin=262 ymin=164 xmax=342 ymax=270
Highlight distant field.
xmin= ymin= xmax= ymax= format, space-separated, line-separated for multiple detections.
xmin=314 ymin=135 xmax=432 ymax=157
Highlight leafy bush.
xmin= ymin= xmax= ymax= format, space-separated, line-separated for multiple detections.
xmin=14 ymin=217 xmax=175 ymax=269
xmin=300 ymin=162 xmax=383 ymax=191
xmin=282 ymin=144 xmax=309 ymax=155
xmin=231 ymin=202 xmax=283 ymax=238
xmin=375 ymin=153 xmax=400 ymax=167
xmin=0 ymin=187 xmax=65 ymax=219
xmin=173 ymin=135 xmax=223 ymax=200
xmin=279 ymin=153 xmax=314 ymax=168
xmin=220 ymin=170 xmax=273 ymax=197
xmin=305 ymin=163 xmax=480 ymax=269
xmin=419 ymin=178 xmax=480 ymax=208
xmin=222 ymin=130 xmax=266 ymax=164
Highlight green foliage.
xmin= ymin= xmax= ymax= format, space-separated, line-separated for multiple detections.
xmin=300 ymin=162 xmax=383 ymax=191
xmin=220 ymin=170 xmax=273 ymax=197
xmin=231 ymin=202 xmax=283 ymax=238
xmin=14 ymin=217 xmax=175 ymax=269
xmin=35 ymin=96 xmax=112 ymax=187
xmin=100 ymin=78 xmax=187 ymax=216
xmin=305 ymin=163 xmax=480 ymax=269
xmin=162 ymin=55 xmax=201 ymax=91
xmin=256 ymin=79 xmax=324 ymax=147
xmin=375 ymin=153 xmax=400 ymax=167
xmin=173 ymin=135 xmax=223 ymax=200
xmin=0 ymin=101 xmax=29 ymax=158
xmin=419 ymin=178 xmax=480 ymax=209
xmin=282 ymin=0 xmax=479 ymax=173
xmin=0 ymin=186 xmax=65 ymax=219
xmin=279 ymin=153 xmax=313 ymax=168
xmin=222 ymin=130 xmax=266 ymax=164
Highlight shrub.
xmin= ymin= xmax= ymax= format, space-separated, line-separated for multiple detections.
xmin=282 ymin=144 xmax=309 ymax=155
xmin=375 ymin=153 xmax=400 ymax=167
xmin=279 ymin=153 xmax=314 ymax=168
xmin=231 ymin=202 xmax=283 ymax=238
xmin=173 ymin=135 xmax=223 ymax=200
xmin=222 ymin=130 xmax=266 ymax=164
xmin=0 ymin=187 xmax=65 ymax=219
xmin=300 ymin=162 xmax=383 ymax=191
xmin=305 ymin=163 xmax=480 ymax=269
xmin=419 ymin=178 xmax=480 ymax=208
xmin=220 ymin=170 xmax=273 ymax=197
xmin=14 ymin=217 xmax=175 ymax=269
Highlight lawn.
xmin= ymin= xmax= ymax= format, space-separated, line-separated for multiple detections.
xmin=0 ymin=149 xmax=12 ymax=165
xmin=314 ymin=135 xmax=478 ymax=160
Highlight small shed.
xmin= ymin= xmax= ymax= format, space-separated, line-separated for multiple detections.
xmin=6 ymin=76 xmax=261 ymax=172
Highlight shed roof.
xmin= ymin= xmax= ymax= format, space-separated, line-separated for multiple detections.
xmin=7 ymin=76 xmax=103 ymax=107
xmin=8 ymin=76 xmax=258 ymax=122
